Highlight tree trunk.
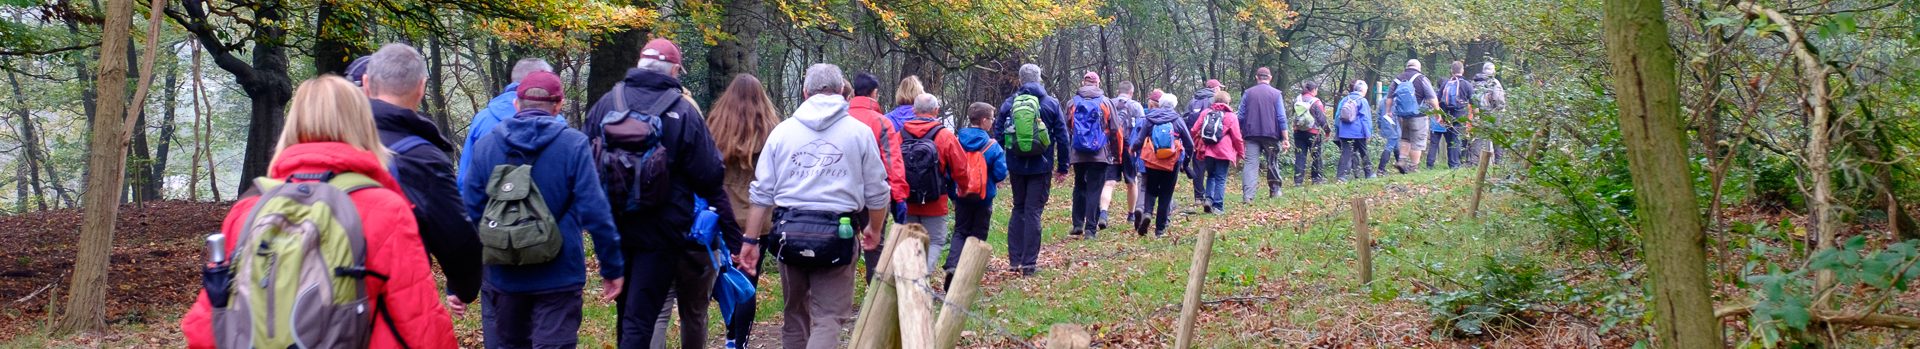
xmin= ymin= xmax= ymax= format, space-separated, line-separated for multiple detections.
xmin=126 ymin=40 xmax=153 ymax=202
xmin=704 ymin=0 xmax=763 ymax=105
xmin=587 ymin=7 xmax=648 ymax=127
xmin=150 ymin=55 xmax=181 ymax=200
xmin=312 ymin=2 xmax=367 ymax=76
xmin=60 ymin=0 xmax=161 ymax=334
xmin=234 ymin=1 xmax=294 ymax=195
xmin=7 ymin=70 xmax=47 ymax=211
xmin=426 ymin=34 xmax=454 ymax=141
xmin=1601 ymin=0 xmax=1724 ymax=347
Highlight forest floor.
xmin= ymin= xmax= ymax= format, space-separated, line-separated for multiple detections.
xmin=12 ymin=164 xmax=1905 ymax=347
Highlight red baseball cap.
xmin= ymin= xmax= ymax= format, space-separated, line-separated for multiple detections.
xmin=640 ymin=38 xmax=682 ymax=65
xmin=516 ymin=71 xmax=565 ymax=103
xmin=1206 ymin=79 xmax=1222 ymax=89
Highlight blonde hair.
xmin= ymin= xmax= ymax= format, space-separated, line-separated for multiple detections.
xmin=894 ymin=75 xmax=925 ymax=107
xmin=274 ymin=75 xmax=391 ymax=171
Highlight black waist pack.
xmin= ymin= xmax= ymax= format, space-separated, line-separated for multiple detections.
xmin=768 ymin=208 xmax=864 ymax=267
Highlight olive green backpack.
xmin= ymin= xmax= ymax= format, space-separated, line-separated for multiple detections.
xmin=216 ymin=172 xmax=391 ymax=349
xmin=478 ymin=158 xmax=563 ymax=265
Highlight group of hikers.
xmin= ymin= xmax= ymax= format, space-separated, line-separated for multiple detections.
xmin=176 ymin=36 xmax=1507 ymax=349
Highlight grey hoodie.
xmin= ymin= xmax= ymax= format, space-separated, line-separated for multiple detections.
xmin=750 ymin=94 xmax=892 ymax=213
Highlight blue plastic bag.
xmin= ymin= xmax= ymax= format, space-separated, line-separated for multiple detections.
xmin=692 ymin=196 xmax=757 ymax=326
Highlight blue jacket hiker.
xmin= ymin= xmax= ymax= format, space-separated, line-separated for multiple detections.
xmin=945 ymin=103 xmax=1008 ymax=278
xmin=995 ymin=64 xmax=1069 ymax=275
xmin=460 ymin=108 xmax=625 ymax=294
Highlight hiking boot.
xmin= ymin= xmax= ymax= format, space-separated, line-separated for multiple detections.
xmin=1098 ymin=210 xmax=1110 ymax=230
xmin=1269 ymin=187 xmax=1283 ymax=198
xmin=1068 ymin=228 xmax=1083 ymax=236
xmin=1154 ymin=229 xmax=1167 ymax=238
xmin=1203 ymin=205 xmax=1214 ymax=214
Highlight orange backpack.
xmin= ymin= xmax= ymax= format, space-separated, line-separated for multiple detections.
xmin=1138 ymin=121 xmax=1183 ymax=172
xmin=951 ymin=140 xmax=991 ymax=202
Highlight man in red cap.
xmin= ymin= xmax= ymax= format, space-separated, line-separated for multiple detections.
xmin=582 ymin=38 xmax=742 ymax=349
xmin=462 ymin=70 xmax=631 ymax=349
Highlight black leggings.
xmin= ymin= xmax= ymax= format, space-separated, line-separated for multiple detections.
xmin=1140 ymin=170 xmax=1178 ymax=234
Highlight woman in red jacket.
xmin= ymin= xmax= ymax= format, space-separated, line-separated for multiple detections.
xmin=180 ymin=75 xmax=457 ymax=348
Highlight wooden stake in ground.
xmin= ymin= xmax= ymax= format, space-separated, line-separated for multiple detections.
xmin=58 ymin=0 xmax=167 ymax=334
xmin=935 ymin=238 xmax=992 ymax=349
xmin=1353 ymin=198 xmax=1373 ymax=285
xmin=1469 ymin=149 xmax=1493 ymax=218
xmin=850 ymin=224 xmax=911 ymax=349
xmin=891 ymin=227 xmax=934 ymax=349
xmin=1174 ymin=229 xmax=1216 ymax=348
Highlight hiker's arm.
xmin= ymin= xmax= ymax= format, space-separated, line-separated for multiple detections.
xmin=679 ymin=110 xmax=742 ymax=240
xmin=400 ymin=150 xmax=483 ymax=304
xmin=570 ymin=150 xmax=625 ymax=280
xmin=736 ymin=204 xmax=773 ymax=276
xmin=1046 ymin=99 xmax=1070 ymax=174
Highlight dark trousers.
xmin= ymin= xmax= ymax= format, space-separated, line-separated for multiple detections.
xmin=1139 ymin=170 xmax=1177 ymax=234
xmin=1378 ymin=136 xmax=1400 ymax=173
xmin=725 ymin=248 xmax=766 ymax=346
xmin=1427 ymin=130 xmax=1460 ymax=169
xmin=482 ymin=287 xmax=584 ymax=349
xmin=945 ymin=202 xmax=992 ymax=273
xmin=1292 ymin=131 xmax=1324 ymax=185
xmin=1071 ymin=163 xmax=1109 ymax=234
xmin=1335 ymin=138 xmax=1372 ymax=180
xmin=616 ymin=248 xmax=717 ymax=349
xmin=1006 ymin=173 xmax=1050 ymax=272
xmin=1202 ymin=158 xmax=1232 ymax=210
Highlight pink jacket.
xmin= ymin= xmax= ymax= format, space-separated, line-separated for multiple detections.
xmin=1190 ymin=103 xmax=1246 ymax=163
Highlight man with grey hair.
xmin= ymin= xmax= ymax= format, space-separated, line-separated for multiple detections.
xmin=460 ymin=58 xmax=554 ymax=188
xmin=899 ymin=92 xmax=970 ymax=277
xmin=994 ymin=63 xmax=1068 ymax=275
xmin=359 ymin=43 xmax=484 ymax=312
xmin=583 ymin=38 xmax=740 ymax=349
xmin=735 ymin=63 xmax=890 ymax=349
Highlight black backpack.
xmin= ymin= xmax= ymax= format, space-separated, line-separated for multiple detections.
xmin=901 ymin=121 xmax=947 ymax=205
xmin=594 ymin=83 xmax=683 ymax=212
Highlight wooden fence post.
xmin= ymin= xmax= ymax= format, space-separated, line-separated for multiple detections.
xmin=1174 ymin=229 xmax=1216 ymax=348
xmin=934 ymin=238 xmax=992 ymax=349
xmin=892 ymin=230 xmax=934 ymax=349
xmin=851 ymin=224 xmax=912 ymax=349
xmin=1353 ymin=198 xmax=1373 ymax=285
xmin=1470 ymin=149 xmax=1493 ymax=218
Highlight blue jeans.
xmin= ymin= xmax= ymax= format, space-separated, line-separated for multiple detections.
xmin=1203 ymin=158 xmax=1232 ymax=210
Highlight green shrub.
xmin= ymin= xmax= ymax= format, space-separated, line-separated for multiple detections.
xmin=1422 ymin=255 xmax=1547 ymax=339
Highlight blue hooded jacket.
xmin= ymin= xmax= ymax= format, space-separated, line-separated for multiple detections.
xmin=884 ymin=105 xmax=915 ymax=135
xmin=457 ymin=84 xmax=516 ymax=189
xmin=954 ymin=127 xmax=1008 ymax=203
xmin=1335 ymin=91 xmax=1372 ymax=140
xmin=460 ymin=108 xmax=624 ymax=294
xmin=994 ymin=82 xmax=1071 ymax=175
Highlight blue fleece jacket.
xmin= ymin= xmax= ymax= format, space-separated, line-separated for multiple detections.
xmin=460 ymin=108 xmax=624 ymax=294
xmin=994 ymin=82 xmax=1071 ymax=175
xmin=954 ymin=127 xmax=1008 ymax=203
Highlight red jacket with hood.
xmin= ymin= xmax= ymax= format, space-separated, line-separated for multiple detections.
xmin=850 ymin=95 xmax=909 ymax=203
xmin=902 ymin=116 xmax=972 ymax=216
xmin=180 ymin=142 xmax=457 ymax=349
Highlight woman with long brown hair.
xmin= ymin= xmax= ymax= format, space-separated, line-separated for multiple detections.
xmin=705 ymin=73 xmax=781 ymax=348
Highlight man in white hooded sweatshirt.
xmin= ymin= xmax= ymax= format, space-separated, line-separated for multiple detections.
xmin=735 ymin=63 xmax=891 ymax=349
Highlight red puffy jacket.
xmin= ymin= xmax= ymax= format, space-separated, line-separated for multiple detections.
xmin=180 ymin=142 xmax=457 ymax=349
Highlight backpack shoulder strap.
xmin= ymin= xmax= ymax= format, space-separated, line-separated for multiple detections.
xmin=327 ymin=172 xmax=383 ymax=193
xmin=612 ymin=82 xmax=628 ymax=112
xmin=389 ymin=136 xmax=430 ymax=156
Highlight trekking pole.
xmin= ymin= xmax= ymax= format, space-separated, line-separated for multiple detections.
xmin=1469 ymin=148 xmax=1493 ymax=218
xmin=1174 ymin=229 xmax=1216 ymax=348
